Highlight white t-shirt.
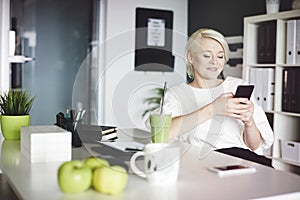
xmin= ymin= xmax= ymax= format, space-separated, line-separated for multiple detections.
xmin=162 ymin=76 xmax=274 ymax=155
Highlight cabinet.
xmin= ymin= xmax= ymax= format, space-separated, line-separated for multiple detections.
xmin=243 ymin=10 xmax=300 ymax=174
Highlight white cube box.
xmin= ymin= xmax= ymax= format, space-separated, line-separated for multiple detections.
xmin=21 ymin=125 xmax=72 ymax=163
xmin=281 ymin=140 xmax=300 ymax=163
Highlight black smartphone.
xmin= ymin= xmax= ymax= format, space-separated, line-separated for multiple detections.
xmin=234 ymin=85 xmax=254 ymax=100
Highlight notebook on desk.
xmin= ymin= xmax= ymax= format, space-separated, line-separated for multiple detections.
xmin=98 ymin=141 xmax=144 ymax=152
xmin=100 ymin=125 xmax=118 ymax=141
xmin=78 ymin=127 xmax=147 ymax=161
xmin=76 ymin=124 xmax=118 ymax=142
xmin=101 ymin=125 xmax=117 ymax=134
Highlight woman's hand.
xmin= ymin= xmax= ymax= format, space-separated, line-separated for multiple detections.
xmin=211 ymin=93 xmax=254 ymax=125
xmin=211 ymin=93 xmax=263 ymax=151
xmin=237 ymin=99 xmax=254 ymax=127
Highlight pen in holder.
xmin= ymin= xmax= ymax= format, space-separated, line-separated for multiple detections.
xmin=55 ymin=111 xmax=82 ymax=148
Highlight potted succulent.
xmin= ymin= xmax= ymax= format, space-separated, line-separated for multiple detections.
xmin=0 ymin=89 xmax=36 ymax=140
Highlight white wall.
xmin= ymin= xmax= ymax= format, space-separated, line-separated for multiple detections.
xmin=0 ymin=0 xmax=10 ymax=173
xmin=99 ymin=0 xmax=188 ymax=130
xmin=0 ymin=0 xmax=10 ymax=94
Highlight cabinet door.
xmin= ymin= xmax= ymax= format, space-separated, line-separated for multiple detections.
xmin=8 ymin=0 xmax=100 ymax=125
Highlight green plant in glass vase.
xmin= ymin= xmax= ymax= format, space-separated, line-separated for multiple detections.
xmin=0 ymin=89 xmax=36 ymax=139
xmin=142 ymin=87 xmax=163 ymax=118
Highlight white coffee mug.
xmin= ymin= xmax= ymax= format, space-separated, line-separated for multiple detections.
xmin=130 ymin=143 xmax=180 ymax=184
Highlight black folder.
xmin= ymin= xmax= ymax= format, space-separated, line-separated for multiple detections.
xmin=257 ymin=22 xmax=276 ymax=64
xmin=282 ymin=68 xmax=300 ymax=113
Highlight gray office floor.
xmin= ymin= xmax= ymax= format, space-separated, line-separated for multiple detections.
xmin=0 ymin=174 xmax=18 ymax=200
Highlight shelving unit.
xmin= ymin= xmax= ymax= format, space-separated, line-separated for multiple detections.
xmin=243 ymin=10 xmax=300 ymax=174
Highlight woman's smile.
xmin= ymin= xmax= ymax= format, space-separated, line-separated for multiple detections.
xmin=206 ymin=66 xmax=218 ymax=71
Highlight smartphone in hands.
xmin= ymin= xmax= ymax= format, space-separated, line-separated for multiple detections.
xmin=234 ymin=85 xmax=254 ymax=100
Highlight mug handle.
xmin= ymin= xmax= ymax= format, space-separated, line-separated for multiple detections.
xmin=130 ymin=151 xmax=147 ymax=178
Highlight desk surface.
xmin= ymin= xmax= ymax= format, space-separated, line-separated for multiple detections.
xmin=1 ymin=128 xmax=300 ymax=200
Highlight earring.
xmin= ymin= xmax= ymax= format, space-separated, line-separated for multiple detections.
xmin=189 ymin=64 xmax=194 ymax=79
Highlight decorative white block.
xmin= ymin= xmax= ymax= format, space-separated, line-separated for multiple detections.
xmin=20 ymin=125 xmax=72 ymax=163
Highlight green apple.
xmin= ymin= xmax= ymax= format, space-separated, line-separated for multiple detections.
xmin=84 ymin=157 xmax=109 ymax=170
xmin=57 ymin=160 xmax=92 ymax=193
xmin=93 ymin=165 xmax=128 ymax=195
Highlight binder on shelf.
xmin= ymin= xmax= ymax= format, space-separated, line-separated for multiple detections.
xmin=282 ymin=68 xmax=290 ymax=111
xmin=261 ymin=68 xmax=275 ymax=111
xmin=286 ymin=20 xmax=297 ymax=64
xmin=257 ymin=68 xmax=264 ymax=109
xmin=291 ymin=68 xmax=300 ymax=113
xmin=257 ymin=22 xmax=276 ymax=64
xmin=296 ymin=19 xmax=300 ymax=64
xmin=290 ymin=68 xmax=297 ymax=112
xmin=249 ymin=68 xmax=274 ymax=111
xmin=249 ymin=68 xmax=262 ymax=106
xmin=257 ymin=25 xmax=266 ymax=63
xmin=265 ymin=23 xmax=276 ymax=64
xmin=282 ymin=68 xmax=300 ymax=113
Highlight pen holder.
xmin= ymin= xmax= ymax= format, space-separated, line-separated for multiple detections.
xmin=55 ymin=113 xmax=82 ymax=148
xmin=65 ymin=120 xmax=82 ymax=148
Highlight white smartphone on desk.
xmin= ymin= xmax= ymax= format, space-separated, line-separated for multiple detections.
xmin=208 ymin=164 xmax=256 ymax=177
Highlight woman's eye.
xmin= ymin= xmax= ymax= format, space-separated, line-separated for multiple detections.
xmin=203 ymin=54 xmax=211 ymax=58
xmin=218 ymin=55 xmax=224 ymax=59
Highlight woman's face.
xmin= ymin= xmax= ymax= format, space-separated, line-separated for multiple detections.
xmin=188 ymin=37 xmax=226 ymax=81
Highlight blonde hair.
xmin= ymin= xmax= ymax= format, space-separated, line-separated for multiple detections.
xmin=185 ymin=28 xmax=230 ymax=79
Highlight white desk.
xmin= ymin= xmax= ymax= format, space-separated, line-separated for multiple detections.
xmin=1 ymin=128 xmax=300 ymax=200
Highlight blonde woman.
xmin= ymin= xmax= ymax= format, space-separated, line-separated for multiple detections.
xmin=161 ymin=28 xmax=274 ymax=166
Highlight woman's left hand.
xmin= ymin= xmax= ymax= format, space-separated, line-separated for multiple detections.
xmin=236 ymin=99 xmax=254 ymax=126
xmin=234 ymin=98 xmax=262 ymax=151
xmin=226 ymin=96 xmax=254 ymax=126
